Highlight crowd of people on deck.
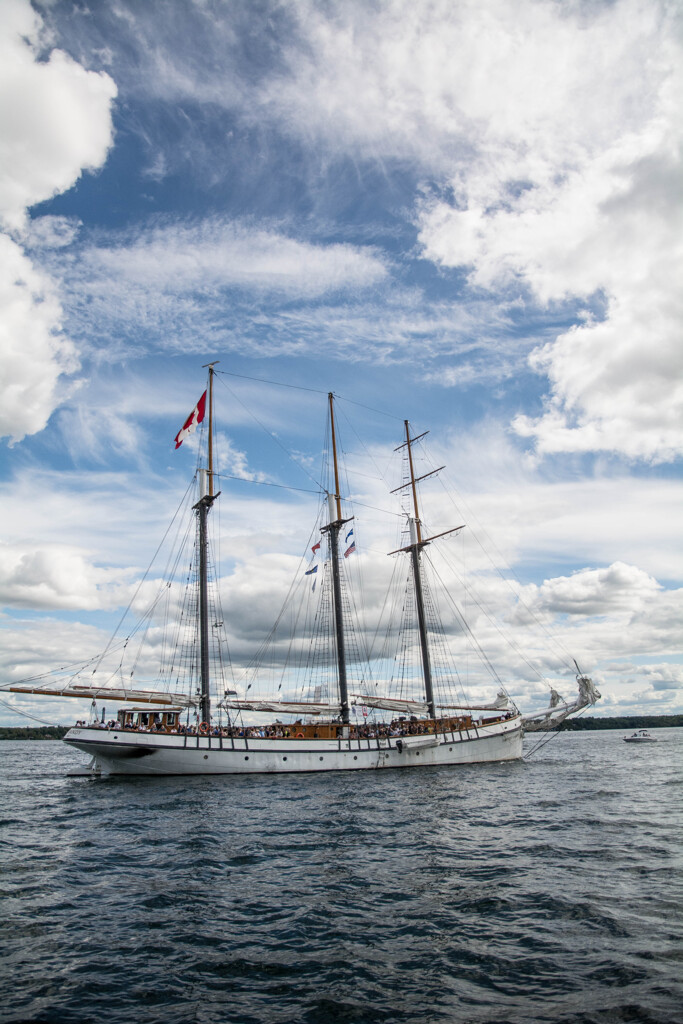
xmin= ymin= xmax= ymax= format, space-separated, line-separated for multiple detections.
xmin=75 ymin=712 xmax=513 ymax=737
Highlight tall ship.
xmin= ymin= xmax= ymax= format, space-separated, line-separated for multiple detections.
xmin=5 ymin=366 xmax=599 ymax=774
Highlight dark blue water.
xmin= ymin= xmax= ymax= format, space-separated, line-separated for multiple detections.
xmin=1 ymin=730 xmax=682 ymax=1024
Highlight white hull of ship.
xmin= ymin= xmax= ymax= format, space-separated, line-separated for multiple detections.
xmin=64 ymin=717 xmax=522 ymax=775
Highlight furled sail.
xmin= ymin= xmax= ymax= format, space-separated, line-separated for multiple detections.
xmin=221 ymin=700 xmax=342 ymax=716
xmin=8 ymin=684 xmax=197 ymax=708
xmin=351 ymin=695 xmax=430 ymax=715
xmin=437 ymin=691 xmax=515 ymax=712
xmin=438 ymin=703 xmax=512 ymax=711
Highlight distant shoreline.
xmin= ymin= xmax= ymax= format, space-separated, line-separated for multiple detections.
xmin=0 ymin=726 xmax=69 ymax=740
xmin=557 ymin=714 xmax=682 ymax=731
xmin=0 ymin=716 xmax=681 ymax=740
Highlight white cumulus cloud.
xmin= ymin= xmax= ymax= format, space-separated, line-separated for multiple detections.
xmin=0 ymin=0 xmax=116 ymax=232
xmin=0 ymin=234 xmax=79 ymax=442
xmin=409 ymin=0 xmax=682 ymax=462
xmin=0 ymin=0 xmax=115 ymax=443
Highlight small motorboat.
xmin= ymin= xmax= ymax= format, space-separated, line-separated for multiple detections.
xmin=624 ymin=729 xmax=657 ymax=743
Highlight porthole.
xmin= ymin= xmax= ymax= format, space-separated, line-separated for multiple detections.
xmin=319 ymin=756 xmax=324 ymax=761
xmin=449 ymin=747 xmax=453 ymax=751
xmin=283 ymin=756 xmax=287 ymax=761
xmin=353 ymin=755 xmax=357 ymax=760
xmin=244 ymin=756 xmax=249 ymax=761
xmin=203 ymin=754 xmax=208 ymax=760
xmin=416 ymin=752 xmax=420 ymax=756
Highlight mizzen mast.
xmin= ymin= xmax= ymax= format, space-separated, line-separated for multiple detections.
xmin=392 ymin=421 xmax=463 ymax=720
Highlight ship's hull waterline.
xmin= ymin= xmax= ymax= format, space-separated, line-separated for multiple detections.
xmin=64 ymin=717 xmax=522 ymax=775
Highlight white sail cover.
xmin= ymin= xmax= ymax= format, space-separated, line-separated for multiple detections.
xmin=221 ymin=700 xmax=342 ymax=716
xmin=8 ymin=684 xmax=197 ymax=708
xmin=435 ymin=690 xmax=515 ymax=713
xmin=523 ymin=675 xmax=601 ymax=732
xmin=351 ymin=695 xmax=430 ymax=715
xmin=438 ymin=703 xmax=514 ymax=711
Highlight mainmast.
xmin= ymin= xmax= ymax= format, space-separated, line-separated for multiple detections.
xmin=322 ymin=393 xmax=351 ymax=726
xmin=195 ymin=362 xmax=220 ymax=724
xmin=392 ymin=421 xmax=462 ymax=721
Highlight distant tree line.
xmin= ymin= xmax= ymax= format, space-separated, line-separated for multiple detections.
xmin=559 ymin=715 xmax=682 ymax=731
xmin=0 ymin=726 xmax=69 ymax=740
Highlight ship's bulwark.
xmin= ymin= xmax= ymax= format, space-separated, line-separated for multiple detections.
xmin=64 ymin=718 xmax=522 ymax=775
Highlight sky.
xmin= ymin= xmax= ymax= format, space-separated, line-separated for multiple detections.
xmin=1 ymin=0 xmax=682 ymax=726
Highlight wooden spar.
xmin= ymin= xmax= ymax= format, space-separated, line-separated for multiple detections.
xmin=7 ymin=684 xmax=196 ymax=707
xmin=202 ymin=361 xmax=219 ymax=497
xmin=325 ymin=393 xmax=350 ymax=725
xmin=388 ymin=524 xmax=464 ymax=556
xmin=329 ymin=392 xmax=342 ymax=522
xmin=197 ymin=494 xmax=211 ymax=723
xmin=390 ymin=466 xmax=445 ymax=493
xmin=404 ymin=419 xmax=423 ymax=545
xmin=402 ymin=420 xmax=435 ymax=718
xmin=197 ymin=361 xmax=220 ymax=723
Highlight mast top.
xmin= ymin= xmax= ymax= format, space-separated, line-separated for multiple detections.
xmin=204 ymin=364 xmax=218 ymax=496
xmin=328 ymin=393 xmax=343 ymax=524
xmin=403 ymin=420 xmax=423 ymax=544
xmin=389 ymin=420 xmax=464 ymax=553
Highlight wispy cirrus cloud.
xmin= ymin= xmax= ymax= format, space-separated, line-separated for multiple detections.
xmin=48 ymin=0 xmax=682 ymax=464
xmin=71 ymin=219 xmax=388 ymax=298
xmin=35 ymin=216 xmax=533 ymax=371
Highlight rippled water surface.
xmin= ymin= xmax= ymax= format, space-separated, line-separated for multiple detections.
xmin=1 ymin=730 xmax=682 ymax=1024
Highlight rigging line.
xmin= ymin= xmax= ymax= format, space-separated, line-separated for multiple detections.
xmin=2 ymin=638 xmax=132 ymax=690
xmin=409 ymin=433 xmax=571 ymax=678
xmin=427 ymin=535 xmax=550 ymax=687
xmin=350 ymin=499 xmax=403 ymax=518
xmin=524 ymin=708 xmax=588 ymax=758
xmin=424 ymin=553 xmax=505 ymax=689
xmin=236 ymin=497 xmax=328 ymax=682
xmin=366 ymin=554 xmax=404 ymax=663
xmin=215 ymin=368 xmax=329 ymax=395
xmin=213 ymin=374 xmax=324 ymax=491
xmin=333 ymin=393 xmax=404 ymax=422
xmin=276 ymin=516 xmax=327 ymax=700
xmin=90 ymin=475 xmax=198 ymax=678
xmin=215 ymin=474 xmax=321 ymax=496
xmin=420 ymin=447 xmax=579 ymax=672
xmin=0 ymin=696 xmax=62 ymax=727
xmin=335 ymin=403 xmax=402 ymax=495
xmin=208 ymin=501 xmax=235 ymax=686
xmin=215 ymin=369 xmax=404 ymax=422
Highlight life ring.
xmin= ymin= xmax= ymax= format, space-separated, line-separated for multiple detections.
xmin=296 ymin=732 xmax=304 ymax=739
xmin=199 ymin=722 xmax=209 ymax=735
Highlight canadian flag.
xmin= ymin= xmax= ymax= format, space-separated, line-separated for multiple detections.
xmin=174 ymin=390 xmax=207 ymax=449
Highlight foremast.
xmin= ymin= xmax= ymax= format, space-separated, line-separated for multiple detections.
xmin=321 ymin=393 xmax=352 ymax=726
xmin=194 ymin=362 xmax=220 ymax=725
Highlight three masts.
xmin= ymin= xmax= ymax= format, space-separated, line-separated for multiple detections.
xmin=5 ymin=367 xmax=599 ymax=773
xmin=195 ymin=372 xmax=465 ymax=735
